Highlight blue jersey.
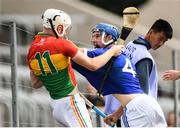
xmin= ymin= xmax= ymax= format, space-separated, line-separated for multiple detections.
xmin=72 ymin=48 xmax=144 ymax=96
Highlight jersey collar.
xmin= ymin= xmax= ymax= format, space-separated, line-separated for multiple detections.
xmin=37 ymin=32 xmax=52 ymax=36
xmin=133 ymin=36 xmax=151 ymax=50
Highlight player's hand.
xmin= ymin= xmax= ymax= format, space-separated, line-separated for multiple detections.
xmin=162 ymin=70 xmax=180 ymax=81
xmin=104 ymin=113 xmax=118 ymax=126
xmin=110 ymin=44 xmax=124 ymax=56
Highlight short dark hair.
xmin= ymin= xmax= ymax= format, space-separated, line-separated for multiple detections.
xmin=150 ymin=19 xmax=173 ymax=39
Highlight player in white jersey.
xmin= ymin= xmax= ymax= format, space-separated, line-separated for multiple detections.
xmin=123 ymin=19 xmax=173 ymax=99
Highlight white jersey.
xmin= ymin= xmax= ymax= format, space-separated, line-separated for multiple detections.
xmin=123 ymin=40 xmax=158 ymax=99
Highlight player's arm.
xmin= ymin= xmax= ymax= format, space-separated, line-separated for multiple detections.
xmin=78 ymin=47 xmax=85 ymax=52
xmin=104 ymin=105 xmax=123 ymax=125
xmin=72 ymin=45 xmax=121 ymax=71
xmin=162 ymin=70 xmax=180 ymax=81
xmin=30 ymin=71 xmax=43 ymax=89
xmin=135 ymin=58 xmax=153 ymax=94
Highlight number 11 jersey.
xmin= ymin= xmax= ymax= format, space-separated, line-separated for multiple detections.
xmin=27 ymin=33 xmax=78 ymax=99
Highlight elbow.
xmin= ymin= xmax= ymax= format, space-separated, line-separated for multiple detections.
xmin=88 ymin=62 xmax=99 ymax=71
xmin=32 ymin=85 xmax=42 ymax=89
xmin=32 ymin=86 xmax=40 ymax=89
xmin=90 ymin=67 xmax=98 ymax=71
xmin=31 ymin=81 xmax=42 ymax=89
xmin=32 ymin=84 xmax=40 ymax=89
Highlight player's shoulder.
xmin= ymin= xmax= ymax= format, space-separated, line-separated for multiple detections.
xmin=88 ymin=47 xmax=105 ymax=53
xmin=57 ymin=37 xmax=71 ymax=43
xmin=86 ymin=48 xmax=105 ymax=57
xmin=114 ymin=53 xmax=128 ymax=63
xmin=56 ymin=38 xmax=77 ymax=49
xmin=119 ymin=52 xmax=127 ymax=58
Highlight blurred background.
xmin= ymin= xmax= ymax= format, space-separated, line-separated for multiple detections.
xmin=0 ymin=0 xmax=180 ymax=127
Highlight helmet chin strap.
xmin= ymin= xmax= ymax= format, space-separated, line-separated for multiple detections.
xmin=48 ymin=19 xmax=59 ymax=38
xmin=101 ymin=31 xmax=114 ymax=46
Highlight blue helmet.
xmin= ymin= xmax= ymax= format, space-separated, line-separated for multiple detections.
xmin=92 ymin=23 xmax=120 ymax=41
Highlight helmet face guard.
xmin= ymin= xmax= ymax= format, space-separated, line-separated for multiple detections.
xmin=92 ymin=23 xmax=120 ymax=46
xmin=42 ymin=9 xmax=72 ymax=38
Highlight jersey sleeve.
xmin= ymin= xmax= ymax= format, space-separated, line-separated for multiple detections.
xmin=59 ymin=39 xmax=78 ymax=58
xmin=27 ymin=46 xmax=34 ymax=70
xmin=135 ymin=58 xmax=153 ymax=94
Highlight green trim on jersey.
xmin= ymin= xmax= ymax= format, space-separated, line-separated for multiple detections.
xmin=38 ymin=67 xmax=75 ymax=99
xmin=37 ymin=32 xmax=52 ymax=36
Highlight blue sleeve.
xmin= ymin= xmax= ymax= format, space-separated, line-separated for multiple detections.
xmin=135 ymin=58 xmax=153 ymax=94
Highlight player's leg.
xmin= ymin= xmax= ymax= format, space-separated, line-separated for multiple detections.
xmin=50 ymin=93 xmax=93 ymax=127
xmin=121 ymin=105 xmax=152 ymax=127
xmin=145 ymin=95 xmax=167 ymax=126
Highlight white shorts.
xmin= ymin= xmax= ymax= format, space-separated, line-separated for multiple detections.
xmin=121 ymin=94 xmax=167 ymax=127
xmin=50 ymin=93 xmax=92 ymax=127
